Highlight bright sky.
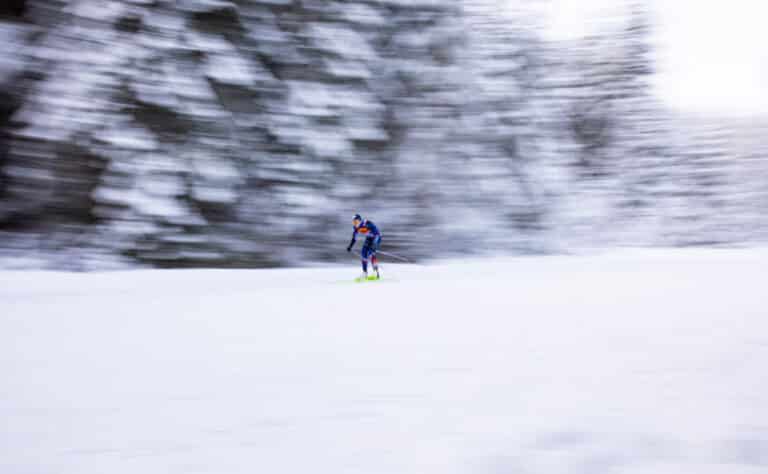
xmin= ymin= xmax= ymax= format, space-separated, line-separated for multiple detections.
xmin=530 ymin=0 xmax=768 ymax=116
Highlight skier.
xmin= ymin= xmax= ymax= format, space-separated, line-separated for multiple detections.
xmin=347 ymin=213 xmax=381 ymax=280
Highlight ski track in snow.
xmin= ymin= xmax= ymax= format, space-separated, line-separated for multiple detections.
xmin=2 ymin=249 xmax=768 ymax=474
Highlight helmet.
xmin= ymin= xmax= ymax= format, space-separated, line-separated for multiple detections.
xmin=352 ymin=213 xmax=362 ymax=226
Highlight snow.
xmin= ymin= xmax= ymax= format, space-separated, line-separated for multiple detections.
xmin=340 ymin=4 xmax=386 ymax=27
xmin=305 ymin=24 xmax=377 ymax=61
xmin=69 ymin=0 xmax=127 ymax=22
xmin=205 ymin=52 xmax=271 ymax=87
xmin=100 ymin=124 xmax=159 ymax=152
xmin=191 ymin=185 xmax=238 ymax=204
xmin=299 ymin=127 xmax=351 ymax=157
xmin=0 ymin=24 xmax=27 ymax=84
xmin=139 ymin=172 xmax=186 ymax=197
xmin=132 ymin=79 xmax=183 ymax=110
xmin=184 ymin=31 xmax=234 ymax=53
xmin=192 ymin=156 xmax=239 ymax=181
xmin=168 ymin=73 xmax=217 ymax=102
xmin=2 ymin=249 xmax=768 ymax=474
xmin=133 ymin=193 xmax=190 ymax=219
xmin=179 ymin=0 xmax=237 ymax=14
xmin=345 ymin=119 xmax=389 ymax=141
xmin=285 ymin=81 xmax=340 ymax=117
xmin=323 ymin=58 xmax=372 ymax=80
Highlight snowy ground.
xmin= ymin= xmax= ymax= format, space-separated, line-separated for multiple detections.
xmin=2 ymin=249 xmax=768 ymax=474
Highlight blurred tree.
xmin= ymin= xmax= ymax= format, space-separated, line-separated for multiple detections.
xmin=0 ymin=0 xmax=26 ymax=18
xmin=0 ymin=0 xmax=764 ymax=268
xmin=443 ymin=0 xmax=550 ymax=253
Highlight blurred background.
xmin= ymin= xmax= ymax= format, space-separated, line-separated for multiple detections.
xmin=0 ymin=0 xmax=766 ymax=270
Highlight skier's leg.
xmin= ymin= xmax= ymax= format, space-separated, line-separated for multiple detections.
xmin=370 ymin=236 xmax=381 ymax=278
xmin=371 ymin=254 xmax=379 ymax=278
xmin=360 ymin=246 xmax=369 ymax=274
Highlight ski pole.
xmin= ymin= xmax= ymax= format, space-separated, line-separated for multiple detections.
xmin=377 ymin=250 xmax=412 ymax=263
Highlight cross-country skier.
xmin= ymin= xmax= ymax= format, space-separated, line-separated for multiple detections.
xmin=347 ymin=213 xmax=381 ymax=280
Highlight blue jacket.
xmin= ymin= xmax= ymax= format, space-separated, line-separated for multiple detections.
xmin=349 ymin=219 xmax=380 ymax=249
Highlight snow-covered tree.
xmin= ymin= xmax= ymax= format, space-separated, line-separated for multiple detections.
xmin=0 ymin=0 xmax=765 ymax=268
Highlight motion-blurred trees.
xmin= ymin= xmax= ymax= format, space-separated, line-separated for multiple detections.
xmin=0 ymin=0 xmax=764 ymax=269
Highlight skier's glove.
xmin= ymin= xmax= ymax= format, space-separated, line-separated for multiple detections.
xmin=346 ymin=245 xmax=352 ymax=252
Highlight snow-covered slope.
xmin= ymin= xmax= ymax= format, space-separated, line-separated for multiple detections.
xmin=2 ymin=249 xmax=768 ymax=474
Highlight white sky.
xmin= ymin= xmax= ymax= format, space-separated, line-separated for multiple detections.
xmin=530 ymin=0 xmax=768 ymax=116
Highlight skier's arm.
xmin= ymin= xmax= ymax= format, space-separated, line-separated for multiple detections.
xmin=347 ymin=230 xmax=357 ymax=252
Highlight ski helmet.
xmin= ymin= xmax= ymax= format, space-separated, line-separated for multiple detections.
xmin=352 ymin=213 xmax=362 ymax=225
